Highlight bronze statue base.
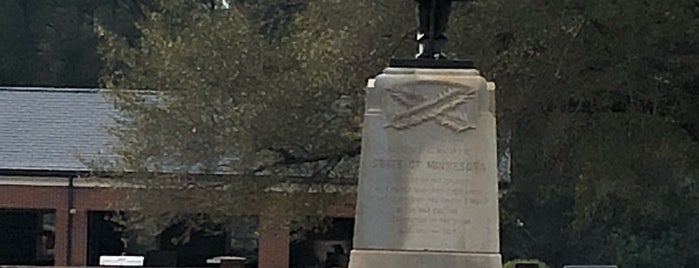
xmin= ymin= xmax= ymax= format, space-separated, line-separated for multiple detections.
xmin=389 ymin=58 xmax=475 ymax=69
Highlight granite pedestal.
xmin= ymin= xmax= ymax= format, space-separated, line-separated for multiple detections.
xmin=349 ymin=66 xmax=501 ymax=268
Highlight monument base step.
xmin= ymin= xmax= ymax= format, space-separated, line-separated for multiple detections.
xmin=349 ymin=249 xmax=501 ymax=268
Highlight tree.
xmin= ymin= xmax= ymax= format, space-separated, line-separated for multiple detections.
xmin=97 ymin=0 xmax=413 ymax=249
xmin=447 ymin=0 xmax=699 ymax=267
xmin=0 ymin=0 xmax=144 ymax=87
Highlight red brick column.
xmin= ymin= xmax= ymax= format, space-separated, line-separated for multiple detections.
xmin=53 ymin=208 xmax=88 ymax=266
xmin=53 ymin=208 xmax=69 ymax=266
xmin=257 ymin=214 xmax=290 ymax=268
xmin=70 ymin=209 xmax=88 ymax=266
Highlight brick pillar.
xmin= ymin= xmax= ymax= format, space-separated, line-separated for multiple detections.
xmin=258 ymin=215 xmax=290 ymax=268
xmin=70 ymin=209 xmax=89 ymax=266
xmin=54 ymin=209 xmax=69 ymax=266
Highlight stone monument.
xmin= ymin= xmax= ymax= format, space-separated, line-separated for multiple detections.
xmin=348 ymin=1 xmax=501 ymax=267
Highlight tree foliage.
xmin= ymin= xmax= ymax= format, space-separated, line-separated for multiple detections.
xmin=0 ymin=0 xmax=144 ymax=87
xmin=100 ymin=0 xmax=383 ymax=178
xmin=97 ymin=0 xmax=393 ymax=247
xmin=458 ymin=0 xmax=699 ymax=267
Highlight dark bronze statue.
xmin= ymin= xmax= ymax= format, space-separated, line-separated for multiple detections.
xmin=415 ymin=0 xmax=469 ymax=59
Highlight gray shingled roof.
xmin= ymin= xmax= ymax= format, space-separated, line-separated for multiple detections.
xmin=0 ymin=87 xmax=118 ymax=172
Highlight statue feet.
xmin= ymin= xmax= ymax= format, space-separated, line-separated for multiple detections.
xmin=416 ymin=51 xmax=448 ymax=60
xmin=417 ymin=38 xmax=448 ymax=60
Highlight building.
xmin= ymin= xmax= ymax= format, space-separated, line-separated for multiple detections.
xmin=0 ymin=87 xmax=356 ymax=268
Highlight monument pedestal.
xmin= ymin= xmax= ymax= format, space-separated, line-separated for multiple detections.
xmin=350 ymin=250 xmax=501 ymax=268
xmin=349 ymin=66 xmax=501 ymax=268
